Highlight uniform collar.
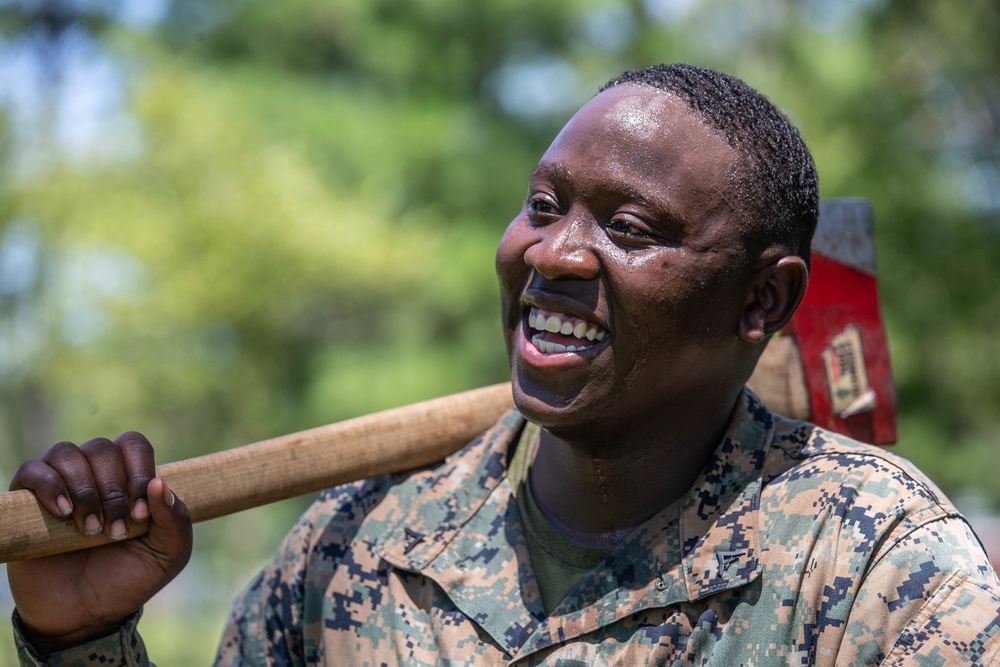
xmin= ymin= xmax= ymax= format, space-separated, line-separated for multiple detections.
xmin=377 ymin=407 xmax=544 ymax=655
xmin=377 ymin=407 xmax=523 ymax=571
xmin=678 ymin=389 xmax=771 ymax=600
xmin=517 ymin=390 xmax=772 ymax=657
xmin=377 ymin=389 xmax=774 ymax=657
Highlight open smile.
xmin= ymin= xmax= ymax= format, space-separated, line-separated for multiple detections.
xmin=524 ymin=307 xmax=610 ymax=354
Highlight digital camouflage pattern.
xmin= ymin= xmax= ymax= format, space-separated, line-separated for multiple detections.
xmin=16 ymin=390 xmax=1000 ymax=666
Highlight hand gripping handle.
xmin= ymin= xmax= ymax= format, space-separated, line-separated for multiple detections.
xmin=0 ymin=383 xmax=514 ymax=563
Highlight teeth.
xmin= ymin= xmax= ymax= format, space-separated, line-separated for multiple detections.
xmin=527 ymin=308 xmax=610 ymax=355
xmin=529 ymin=308 xmax=608 ymax=340
xmin=531 ymin=335 xmax=593 ymax=355
xmin=531 ymin=335 xmax=565 ymax=354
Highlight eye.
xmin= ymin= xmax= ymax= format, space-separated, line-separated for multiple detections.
xmin=605 ymin=214 xmax=676 ymax=248
xmin=605 ymin=215 xmax=661 ymax=245
xmin=526 ymin=195 xmax=561 ymax=224
xmin=607 ymin=218 xmax=647 ymax=237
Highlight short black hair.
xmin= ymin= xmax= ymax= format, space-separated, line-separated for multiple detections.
xmin=600 ymin=64 xmax=819 ymax=265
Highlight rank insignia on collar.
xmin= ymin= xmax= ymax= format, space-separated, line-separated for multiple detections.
xmin=403 ymin=528 xmax=425 ymax=554
xmin=716 ymin=550 xmax=747 ymax=574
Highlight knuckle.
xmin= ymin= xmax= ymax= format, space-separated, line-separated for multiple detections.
xmin=36 ymin=465 xmax=64 ymax=488
xmin=117 ymin=432 xmax=154 ymax=463
xmin=79 ymin=437 xmax=115 ymax=455
xmin=124 ymin=443 xmax=155 ymax=466
xmin=79 ymin=438 xmax=127 ymax=476
xmin=41 ymin=441 xmax=80 ymax=463
xmin=130 ymin=470 xmax=154 ymax=484
xmin=129 ymin=475 xmax=154 ymax=498
xmin=10 ymin=460 xmax=42 ymax=490
xmin=131 ymin=440 xmax=154 ymax=459
xmin=13 ymin=459 xmax=40 ymax=478
xmin=70 ymin=484 xmax=100 ymax=506
xmin=100 ymin=488 xmax=131 ymax=517
xmin=116 ymin=431 xmax=152 ymax=447
xmin=101 ymin=488 xmax=129 ymax=504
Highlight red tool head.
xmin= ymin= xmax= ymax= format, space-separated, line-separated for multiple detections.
xmin=785 ymin=198 xmax=897 ymax=444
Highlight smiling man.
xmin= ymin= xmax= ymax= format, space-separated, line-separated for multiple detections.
xmin=10 ymin=64 xmax=1000 ymax=666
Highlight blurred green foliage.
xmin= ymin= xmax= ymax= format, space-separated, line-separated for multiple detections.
xmin=0 ymin=0 xmax=998 ymax=662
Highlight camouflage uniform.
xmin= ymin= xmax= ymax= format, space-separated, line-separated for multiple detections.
xmin=15 ymin=390 xmax=1000 ymax=665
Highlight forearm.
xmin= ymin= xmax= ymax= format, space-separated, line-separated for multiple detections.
xmin=14 ymin=609 xmax=151 ymax=667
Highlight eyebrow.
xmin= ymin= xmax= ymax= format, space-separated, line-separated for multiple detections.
xmin=527 ymin=163 xmax=571 ymax=190
xmin=528 ymin=162 xmax=680 ymax=223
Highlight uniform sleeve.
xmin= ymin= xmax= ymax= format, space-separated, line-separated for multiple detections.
xmin=839 ymin=513 xmax=1000 ymax=666
xmin=212 ymin=505 xmax=318 ymax=666
xmin=882 ymin=568 xmax=1000 ymax=666
xmin=213 ymin=477 xmax=393 ymax=667
xmin=13 ymin=610 xmax=150 ymax=667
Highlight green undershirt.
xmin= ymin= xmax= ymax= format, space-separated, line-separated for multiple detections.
xmin=508 ymin=422 xmax=615 ymax=615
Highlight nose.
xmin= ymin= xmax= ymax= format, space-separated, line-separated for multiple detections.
xmin=523 ymin=213 xmax=600 ymax=281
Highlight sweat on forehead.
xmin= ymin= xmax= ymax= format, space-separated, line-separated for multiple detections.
xmin=541 ymin=86 xmax=736 ymax=215
xmin=599 ymin=64 xmax=820 ymax=264
xmin=598 ymin=86 xmax=736 ymax=154
xmin=600 ymin=89 xmax=676 ymax=142
xmin=552 ymin=86 xmax=728 ymax=168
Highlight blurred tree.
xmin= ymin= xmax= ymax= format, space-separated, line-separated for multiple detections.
xmin=0 ymin=0 xmax=998 ymax=661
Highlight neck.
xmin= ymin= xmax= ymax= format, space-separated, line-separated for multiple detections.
xmin=529 ymin=392 xmax=739 ymax=541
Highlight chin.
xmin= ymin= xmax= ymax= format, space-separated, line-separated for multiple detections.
xmin=509 ymin=370 xmax=604 ymax=437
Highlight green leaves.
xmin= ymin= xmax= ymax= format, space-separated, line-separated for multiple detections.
xmin=0 ymin=0 xmax=996 ymax=661
xmin=0 ymin=6 xmax=997 ymax=661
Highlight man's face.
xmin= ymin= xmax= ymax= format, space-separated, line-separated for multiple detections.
xmin=495 ymin=84 xmax=755 ymax=443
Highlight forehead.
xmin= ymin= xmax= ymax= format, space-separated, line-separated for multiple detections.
xmin=538 ymin=85 xmax=737 ymax=216
xmin=597 ymin=88 xmax=676 ymax=142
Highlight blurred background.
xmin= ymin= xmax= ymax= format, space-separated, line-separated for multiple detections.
xmin=0 ymin=0 xmax=998 ymax=662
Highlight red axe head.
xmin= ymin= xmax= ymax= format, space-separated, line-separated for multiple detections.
xmin=748 ymin=198 xmax=898 ymax=444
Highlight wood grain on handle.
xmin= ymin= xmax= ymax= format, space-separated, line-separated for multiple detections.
xmin=0 ymin=382 xmax=514 ymax=563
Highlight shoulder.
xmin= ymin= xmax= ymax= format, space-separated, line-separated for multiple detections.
xmin=754 ymin=415 xmax=1000 ymax=663
xmin=758 ymin=414 xmax=1000 ymax=587
xmin=758 ymin=416 xmax=978 ymax=567
xmin=764 ymin=416 xmax=950 ymax=513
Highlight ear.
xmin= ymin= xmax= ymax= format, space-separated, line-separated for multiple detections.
xmin=738 ymin=256 xmax=808 ymax=345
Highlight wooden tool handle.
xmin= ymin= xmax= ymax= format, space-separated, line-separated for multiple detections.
xmin=0 ymin=382 xmax=514 ymax=563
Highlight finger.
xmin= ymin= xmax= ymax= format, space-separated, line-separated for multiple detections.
xmin=9 ymin=459 xmax=74 ymax=518
xmin=79 ymin=438 xmax=132 ymax=541
xmin=145 ymin=477 xmax=193 ymax=577
xmin=114 ymin=431 xmax=155 ymax=523
xmin=42 ymin=442 xmax=104 ymax=536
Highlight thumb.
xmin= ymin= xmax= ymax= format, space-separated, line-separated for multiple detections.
xmin=143 ymin=477 xmax=193 ymax=576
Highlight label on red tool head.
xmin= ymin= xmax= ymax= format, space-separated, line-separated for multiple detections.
xmin=822 ymin=325 xmax=877 ymax=418
xmin=785 ymin=199 xmax=897 ymax=445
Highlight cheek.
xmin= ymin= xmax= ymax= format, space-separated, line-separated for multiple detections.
xmin=618 ymin=253 xmax=708 ymax=315
xmin=622 ymin=257 xmax=723 ymax=338
xmin=651 ymin=268 xmax=744 ymax=339
xmin=495 ymin=217 xmax=533 ymax=290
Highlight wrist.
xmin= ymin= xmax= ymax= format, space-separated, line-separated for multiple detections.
xmin=14 ymin=608 xmax=132 ymax=656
